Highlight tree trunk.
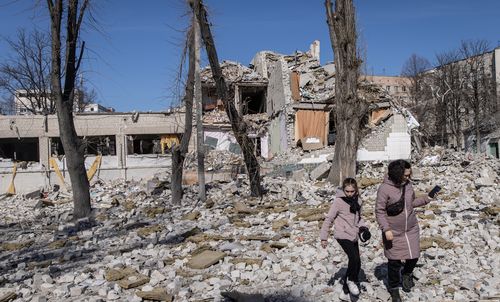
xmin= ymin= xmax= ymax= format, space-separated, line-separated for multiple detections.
xmin=195 ymin=0 xmax=263 ymax=196
xmin=193 ymin=7 xmax=206 ymax=202
xmin=475 ymin=111 xmax=481 ymax=153
xmin=47 ymin=0 xmax=91 ymax=219
xmin=325 ymin=0 xmax=367 ymax=186
xmin=171 ymin=23 xmax=195 ymax=204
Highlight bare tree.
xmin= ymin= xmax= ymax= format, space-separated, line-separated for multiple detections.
xmin=0 ymin=28 xmax=95 ymax=115
xmin=0 ymin=95 xmax=15 ymax=115
xmin=325 ymin=0 xmax=368 ymax=185
xmin=459 ymin=40 xmax=496 ymax=153
xmin=74 ymin=85 xmax=99 ymax=112
xmin=171 ymin=24 xmax=195 ymax=204
xmin=194 ymin=0 xmax=263 ymax=197
xmin=47 ymin=0 xmax=92 ymax=219
xmin=430 ymin=50 xmax=466 ymax=148
xmin=401 ymin=54 xmax=432 ymax=119
xmin=0 ymin=29 xmax=53 ymax=114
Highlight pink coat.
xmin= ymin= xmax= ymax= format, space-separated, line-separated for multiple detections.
xmin=320 ymin=189 xmax=367 ymax=242
xmin=375 ymin=175 xmax=430 ymax=260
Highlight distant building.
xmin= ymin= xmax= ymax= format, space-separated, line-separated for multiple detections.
xmin=12 ymin=89 xmax=115 ymax=115
xmin=82 ymin=103 xmax=115 ymax=113
xmin=13 ymin=89 xmax=85 ymax=115
xmin=362 ymin=75 xmax=411 ymax=105
xmin=14 ymin=90 xmax=53 ymax=115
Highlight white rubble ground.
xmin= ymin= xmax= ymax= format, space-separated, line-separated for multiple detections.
xmin=0 ymin=147 xmax=499 ymax=302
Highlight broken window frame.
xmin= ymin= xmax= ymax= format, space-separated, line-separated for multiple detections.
xmin=238 ymin=85 xmax=267 ymax=115
xmin=0 ymin=137 xmax=40 ymax=162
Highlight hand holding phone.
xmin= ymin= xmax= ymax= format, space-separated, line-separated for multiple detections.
xmin=428 ymin=185 xmax=441 ymax=198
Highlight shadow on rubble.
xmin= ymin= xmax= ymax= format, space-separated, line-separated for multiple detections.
xmin=0 ymin=218 xmax=118 ymax=285
xmin=0 ymin=212 xmax=194 ymax=287
xmin=221 ymin=290 xmax=311 ymax=302
xmin=374 ymin=263 xmax=389 ymax=289
xmin=327 ymin=267 xmax=369 ymax=286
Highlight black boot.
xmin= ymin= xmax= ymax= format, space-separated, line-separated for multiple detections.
xmin=402 ymin=273 xmax=414 ymax=292
xmin=389 ymin=288 xmax=402 ymax=302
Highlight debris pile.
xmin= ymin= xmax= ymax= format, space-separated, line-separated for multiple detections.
xmin=0 ymin=148 xmax=498 ymax=302
xmin=200 ymin=60 xmax=267 ymax=85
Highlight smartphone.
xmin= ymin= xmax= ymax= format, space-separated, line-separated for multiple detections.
xmin=428 ymin=185 xmax=442 ymax=198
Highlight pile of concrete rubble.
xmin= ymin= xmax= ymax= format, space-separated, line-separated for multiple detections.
xmin=0 ymin=147 xmax=498 ymax=302
xmin=201 ymin=61 xmax=265 ymax=85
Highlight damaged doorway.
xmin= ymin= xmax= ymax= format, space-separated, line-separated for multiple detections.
xmin=0 ymin=138 xmax=39 ymax=162
xmin=240 ymin=86 xmax=266 ymax=115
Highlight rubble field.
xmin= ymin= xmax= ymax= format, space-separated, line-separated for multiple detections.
xmin=0 ymin=148 xmax=499 ymax=302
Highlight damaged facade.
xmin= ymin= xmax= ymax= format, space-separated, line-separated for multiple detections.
xmin=199 ymin=40 xmax=414 ymax=161
xmin=0 ymin=112 xmax=185 ymax=193
xmin=1 ymin=41 xmax=421 ymax=193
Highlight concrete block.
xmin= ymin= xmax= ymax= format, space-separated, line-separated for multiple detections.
xmin=309 ymin=162 xmax=331 ymax=180
xmin=187 ymin=250 xmax=226 ymax=269
xmin=301 ymin=136 xmax=323 ymax=151
xmin=291 ymin=169 xmax=308 ymax=182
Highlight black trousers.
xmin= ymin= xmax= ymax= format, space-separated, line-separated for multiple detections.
xmin=388 ymin=258 xmax=418 ymax=289
xmin=337 ymin=239 xmax=361 ymax=286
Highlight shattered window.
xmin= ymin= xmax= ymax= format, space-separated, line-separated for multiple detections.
xmin=127 ymin=134 xmax=169 ymax=155
xmin=51 ymin=136 xmax=117 ymax=156
xmin=202 ymin=87 xmax=218 ymax=112
xmin=240 ymin=86 xmax=267 ymax=114
xmin=0 ymin=137 xmax=39 ymax=162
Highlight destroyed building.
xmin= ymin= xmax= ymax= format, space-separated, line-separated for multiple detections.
xmin=200 ymin=40 xmax=414 ymax=161
xmin=0 ymin=41 xmax=420 ymax=194
xmin=0 ymin=111 xmax=185 ymax=193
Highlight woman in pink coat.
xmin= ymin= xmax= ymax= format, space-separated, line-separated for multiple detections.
xmin=320 ymin=178 xmax=371 ymax=301
xmin=376 ymin=160 xmax=432 ymax=302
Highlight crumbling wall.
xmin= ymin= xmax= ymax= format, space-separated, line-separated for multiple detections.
xmin=357 ymin=113 xmax=411 ymax=161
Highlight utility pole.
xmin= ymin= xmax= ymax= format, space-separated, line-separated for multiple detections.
xmin=194 ymin=7 xmax=206 ymax=202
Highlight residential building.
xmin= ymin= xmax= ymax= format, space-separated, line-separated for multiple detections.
xmin=13 ymin=89 xmax=86 ymax=115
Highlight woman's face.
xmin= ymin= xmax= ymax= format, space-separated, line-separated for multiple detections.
xmin=344 ymin=185 xmax=356 ymax=198
xmin=402 ymin=168 xmax=411 ymax=183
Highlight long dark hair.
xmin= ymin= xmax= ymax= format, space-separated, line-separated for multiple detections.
xmin=342 ymin=177 xmax=359 ymax=196
xmin=388 ymin=159 xmax=411 ymax=186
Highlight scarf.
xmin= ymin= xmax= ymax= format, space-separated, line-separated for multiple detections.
xmin=341 ymin=195 xmax=360 ymax=214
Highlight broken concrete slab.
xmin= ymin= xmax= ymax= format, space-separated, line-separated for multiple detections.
xmin=187 ymin=250 xmax=226 ymax=269
xmin=234 ymin=201 xmax=257 ymax=214
xmin=182 ymin=210 xmax=200 ymax=221
xmin=1 ymin=240 xmax=33 ymax=251
xmin=309 ymin=162 xmax=331 ymax=181
xmin=230 ymin=258 xmax=263 ymax=267
xmin=104 ymin=267 xmax=137 ymax=282
xmin=24 ymin=189 xmax=41 ymax=200
xmin=117 ymin=274 xmax=150 ymax=289
xmin=0 ymin=292 xmax=17 ymax=302
xmin=291 ymin=169 xmax=308 ymax=182
xmin=301 ymin=136 xmax=324 ymax=151
xmin=136 ymin=288 xmax=173 ymax=301
xmin=358 ymin=177 xmax=382 ymax=188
